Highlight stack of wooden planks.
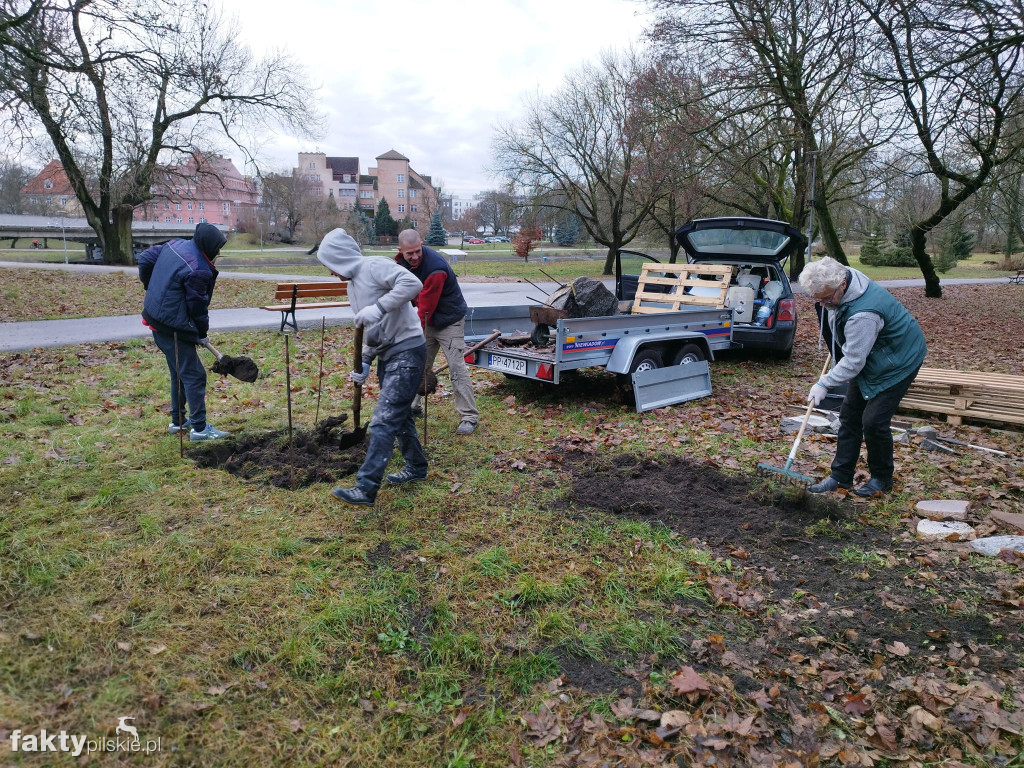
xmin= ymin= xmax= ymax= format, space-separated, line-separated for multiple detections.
xmin=900 ymin=367 xmax=1024 ymax=426
xmin=631 ymin=263 xmax=733 ymax=314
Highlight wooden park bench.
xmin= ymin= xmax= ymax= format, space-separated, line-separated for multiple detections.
xmin=261 ymin=281 xmax=350 ymax=333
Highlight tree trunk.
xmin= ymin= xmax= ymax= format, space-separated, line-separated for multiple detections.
xmin=816 ymin=199 xmax=848 ymax=266
xmin=910 ymin=228 xmax=942 ymax=298
xmin=105 ymin=205 xmax=135 ymax=265
xmin=601 ymin=243 xmax=623 ymax=275
xmin=668 ymin=231 xmax=680 ymax=263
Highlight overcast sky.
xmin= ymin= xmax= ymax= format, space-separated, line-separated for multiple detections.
xmin=218 ymin=0 xmax=653 ymax=198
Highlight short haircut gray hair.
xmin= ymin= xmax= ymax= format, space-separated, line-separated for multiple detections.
xmin=398 ymin=229 xmax=422 ymax=247
xmin=799 ymin=256 xmax=847 ymax=295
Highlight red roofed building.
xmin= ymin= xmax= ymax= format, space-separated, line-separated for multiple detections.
xmin=19 ymin=160 xmax=86 ymax=217
xmin=135 ymin=153 xmax=258 ymax=228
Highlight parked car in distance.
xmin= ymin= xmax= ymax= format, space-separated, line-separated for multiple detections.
xmin=493 ymin=235 xmax=510 ymax=242
xmin=615 ymin=217 xmax=802 ymax=359
xmin=465 ymin=237 xmax=485 ymax=244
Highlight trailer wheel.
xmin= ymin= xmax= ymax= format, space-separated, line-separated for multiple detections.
xmin=672 ymin=344 xmax=705 ymax=366
xmin=630 ymin=348 xmax=663 ymax=373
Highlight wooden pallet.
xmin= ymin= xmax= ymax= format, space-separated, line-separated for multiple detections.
xmin=899 ymin=367 xmax=1024 ymax=425
xmin=631 ymin=263 xmax=733 ymax=314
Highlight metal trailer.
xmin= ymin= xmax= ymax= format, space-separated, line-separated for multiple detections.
xmin=463 ymin=304 xmax=735 ymax=412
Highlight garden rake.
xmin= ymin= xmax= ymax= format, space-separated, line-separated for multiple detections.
xmin=756 ymin=353 xmax=832 ymax=486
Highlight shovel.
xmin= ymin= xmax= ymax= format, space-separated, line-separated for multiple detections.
xmin=338 ymin=324 xmax=368 ymax=450
xmin=202 ymin=340 xmax=260 ymax=383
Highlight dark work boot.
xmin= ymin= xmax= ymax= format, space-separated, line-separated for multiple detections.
xmin=854 ymin=477 xmax=893 ymax=497
xmin=385 ymin=468 xmax=428 ymax=485
xmin=330 ymin=486 xmax=376 ymax=507
xmin=808 ymin=476 xmax=852 ymax=494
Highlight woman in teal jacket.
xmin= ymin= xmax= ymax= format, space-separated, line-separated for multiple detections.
xmin=799 ymin=257 xmax=927 ymax=497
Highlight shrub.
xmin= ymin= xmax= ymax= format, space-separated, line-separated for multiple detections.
xmin=858 ymin=232 xmax=887 ymax=265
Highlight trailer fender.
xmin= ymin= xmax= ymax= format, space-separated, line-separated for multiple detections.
xmin=605 ymin=331 xmax=710 ymax=374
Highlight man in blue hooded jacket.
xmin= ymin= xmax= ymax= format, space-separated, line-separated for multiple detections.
xmin=138 ymin=222 xmax=229 ymax=441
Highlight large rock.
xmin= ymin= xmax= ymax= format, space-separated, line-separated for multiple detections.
xmin=970 ymin=535 xmax=1024 ymax=557
xmin=988 ymin=510 xmax=1024 ymax=533
xmin=564 ymin=277 xmax=618 ymax=318
xmin=915 ymin=499 xmax=970 ymax=521
xmin=916 ymin=520 xmax=975 ymax=541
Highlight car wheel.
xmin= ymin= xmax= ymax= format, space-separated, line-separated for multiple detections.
xmin=672 ymin=344 xmax=705 ymax=365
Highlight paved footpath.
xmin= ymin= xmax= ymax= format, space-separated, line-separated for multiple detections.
xmin=0 ymin=261 xmax=1011 ymax=353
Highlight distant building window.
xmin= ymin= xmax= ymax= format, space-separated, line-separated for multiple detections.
xmin=188 ymin=217 xmax=194 ymax=224
xmin=30 ymin=196 xmax=37 ymax=204
xmin=176 ymin=217 xmax=182 ymax=223
xmin=397 ymin=204 xmax=405 ymax=213
xmin=199 ymin=217 xmax=207 ymax=223
xmin=164 ymin=202 xmax=170 ymax=210
xmin=397 ymin=174 xmax=405 ymax=182
xmin=409 ymin=189 xmax=416 ymax=198
xmin=60 ymin=196 xmax=68 ymax=206
xmin=223 ymin=203 xmax=229 ymax=210
xmin=316 ymin=174 xmax=321 ymax=182
xmin=309 ymin=162 xmax=315 ymax=169
xmin=187 ymin=202 xmax=193 ymax=210
xmin=397 ymin=189 xmax=404 ymax=198
xmin=410 ymin=205 xmax=417 ymax=213
xmin=360 ymin=190 xmax=372 ymax=199
xmin=43 ymin=179 xmax=54 ymax=189
xmin=411 ymin=221 xmax=418 ymax=229
xmin=47 ymin=195 xmax=52 ymax=204
xmin=198 ymin=203 xmax=204 ymax=210
xmin=176 ymin=203 xmax=181 ymax=210
xmin=165 ymin=216 xmax=171 ymax=222
xmin=343 ymin=174 xmax=351 ymax=182
xmin=175 ymin=188 xmax=180 ymax=194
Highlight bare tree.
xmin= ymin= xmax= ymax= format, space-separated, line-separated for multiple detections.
xmin=493 ymin=50 xmax=670 ymax=274
xmin=646 ymin=0 xmax=891 ymax=277
xmin=0 ymin=0 xmax=320 ymax=264
xmin=260 ymin=171 xmax=317 ymax=244
xmin=859 ymin=0 xmax=1024 ymax=296
xmin=0 ymin=157 xmax=32 ymax=213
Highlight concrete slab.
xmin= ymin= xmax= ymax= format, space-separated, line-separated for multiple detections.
xmin=917 ymin=520 xmax=976 ymax=541
xmin=970 ymin=536 xmax=1024 ymax=556
xmin=915 ymin=500 xmax=971 ymax=521
xmin=988 ymin=511 xmax=1024 ymax=533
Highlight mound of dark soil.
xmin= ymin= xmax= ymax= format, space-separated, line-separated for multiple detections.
xmin=568 ymin=453 xmax=1021 ymax=672
xmin=188 ymin=415 xmax=365 ymax=488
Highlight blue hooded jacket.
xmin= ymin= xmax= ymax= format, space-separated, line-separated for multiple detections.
xmin=138 ymin=223 xmax=227 ymax=341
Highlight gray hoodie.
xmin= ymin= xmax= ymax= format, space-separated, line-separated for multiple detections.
xmin=316 ymin=228 xmax=424 ymax=363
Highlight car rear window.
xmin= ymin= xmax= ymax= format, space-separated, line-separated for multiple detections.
xmin=685 ymin=227 xmax=791 ymax=257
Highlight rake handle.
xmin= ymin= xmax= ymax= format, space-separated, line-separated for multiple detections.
xmin=784 ymin=354 xmax=832 ymax=469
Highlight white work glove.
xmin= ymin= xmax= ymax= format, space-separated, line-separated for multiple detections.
xmin=348 ymin=362 xmax=370 ymax=385
xmin=808 ymin=382 xmax=828 ymax=406
xmin=353 ymin=303 xmax=384 ymax=328
xmin=196 ymin=336 xmax=210 ymax=347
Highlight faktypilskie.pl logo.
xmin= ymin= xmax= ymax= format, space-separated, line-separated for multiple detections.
xmin=8 ymin=717 xmax=162 ymax=756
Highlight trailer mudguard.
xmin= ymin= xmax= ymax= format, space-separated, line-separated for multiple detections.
xmin=604 ymin=330 xmax=712 ymax=374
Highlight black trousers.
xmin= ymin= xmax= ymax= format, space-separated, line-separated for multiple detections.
xmin=831 ymin=368 xmax=920 ymax=485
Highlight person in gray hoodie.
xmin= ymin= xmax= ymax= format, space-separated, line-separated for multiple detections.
xmin=799 ymin=257 xmax=927 ymax=497
xmin=316 ymin=228 xmax=428 ymax=506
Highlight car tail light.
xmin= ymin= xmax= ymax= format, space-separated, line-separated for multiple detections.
xmin=777 ymin=299 xmax=796 ymax=323
xmin=537 ymin=363 xmax=554 ymax=381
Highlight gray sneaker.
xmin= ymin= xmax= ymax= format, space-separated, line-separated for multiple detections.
xmin=189 ymin=425 xmax=229 ymax=441
xmin=385 ymin=468 xmax=428 ymax=485
xmin=168 ymin=419 xmax=192 ymax=435
xmin=456 ymin=421 xmax=476 ymax=435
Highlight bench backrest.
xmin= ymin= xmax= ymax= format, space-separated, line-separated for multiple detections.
xmin=274 ymin=282 xmax=348 ymax=301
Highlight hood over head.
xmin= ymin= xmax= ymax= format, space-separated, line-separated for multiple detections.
xmin=316 ymin=228 xmax=365 ymax=279
xmin=193 ymin=223 xmax=227 ymax=260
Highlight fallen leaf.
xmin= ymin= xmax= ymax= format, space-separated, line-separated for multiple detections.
xmin=147 ymin=644 xmax=167 ymax=655
xmin=886 ymin=641 xmax=910 ymax=657
xmin=660 ymin=710 xmax=690 ymax=728
xmin=842 ymin=692 xmax=871 ymax=716
xmin=116 ymin=641 xmax=131 ymax=651
xmin=205 ymin=682 xmax=234 ymax=696
xmin=669 ymin=666 xmax=711 ymax=696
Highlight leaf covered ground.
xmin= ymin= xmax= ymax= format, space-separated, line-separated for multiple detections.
xmin=0 ymin=284 xmax=1022 ymax=766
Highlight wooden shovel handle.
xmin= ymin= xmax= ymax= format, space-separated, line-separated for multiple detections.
xmin=433 ymin=329 xmax=501 ymax=376
xmin=352 ymin=324 xmax=363 ymax=431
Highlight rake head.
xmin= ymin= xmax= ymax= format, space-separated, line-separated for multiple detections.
xmin=755 ymin=461 xmax=815 ymax=487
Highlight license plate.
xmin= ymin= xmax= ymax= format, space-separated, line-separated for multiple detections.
xmin=488 ymin=354 xmax=526 ymax=375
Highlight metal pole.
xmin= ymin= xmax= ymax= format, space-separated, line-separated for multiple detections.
xmin=61 ymin=215 xmax=67 ymax=264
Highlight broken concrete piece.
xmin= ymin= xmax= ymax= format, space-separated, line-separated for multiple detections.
xmin=970 ymin=535 xmax=1024 ymax=557
xmin=915 ymin=499 xmax=970 ymax=521
xmin=782 ymin=415 xmax=834 ymax=434
xmin=988 ymin=511 xmax=1024 ymax=533
xmin=916 ymin=520 xmax=976 ymax=541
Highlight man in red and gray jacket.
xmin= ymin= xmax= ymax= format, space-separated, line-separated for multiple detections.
xmin=395 ymin=228 xmax=479 ymax=435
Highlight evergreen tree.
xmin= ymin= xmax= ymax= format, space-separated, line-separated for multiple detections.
xmin=359 ymin=210 xmax=375 ymax=245
xmin=858 ymin=230 xmax=887 ymax=266
xmin=426 ymin=209 xmax=447 ymax=246
xmin=399 ymin=215 xmax=413 ymax=233
xmin=374 ymin=198 xmax=398 ymax=238
xmin=935 ymin=218 xmax=974 ymax=273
